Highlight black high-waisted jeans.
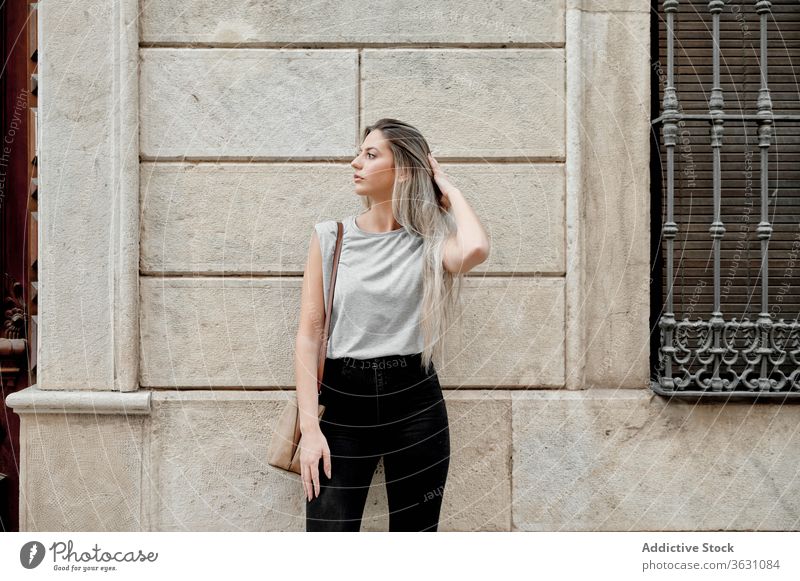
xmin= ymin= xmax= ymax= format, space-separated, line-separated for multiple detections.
xmin=305 ymin=352 xmax=450 ymax=532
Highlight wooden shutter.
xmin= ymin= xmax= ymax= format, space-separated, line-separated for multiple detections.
xmin=656 ymin=0 xmax=800 ymax=321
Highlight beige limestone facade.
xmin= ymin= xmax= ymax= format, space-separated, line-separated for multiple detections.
xmin=7 ymin=0 xmax=800 ymax=531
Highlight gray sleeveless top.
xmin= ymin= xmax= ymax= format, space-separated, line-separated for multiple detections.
xmin=314 ymin=214 xmax=425 ymax=359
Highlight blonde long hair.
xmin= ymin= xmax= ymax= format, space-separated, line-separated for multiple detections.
xmin=360 ymin=118 xmax=464 ymax=372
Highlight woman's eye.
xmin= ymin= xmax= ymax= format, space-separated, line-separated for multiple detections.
xmin=367 ymin=153 xmax=375 ymax=159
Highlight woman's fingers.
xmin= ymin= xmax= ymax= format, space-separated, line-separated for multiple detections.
xmin=322 ymin=446 xmax=332 ymax=479
xmin=302 ymin=456 xmax=322 ymax=500
xmin=428 ymin=152 xmax=438 ymax=171
xmin=310 ymin=460 xmax=320 ymax=499
xmin=300 ymin=463 xmax=308 ymax=500
xmin=300 ymin=439 xmax=328 ymax=500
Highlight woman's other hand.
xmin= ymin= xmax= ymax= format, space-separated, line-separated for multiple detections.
xmin=299 ymin=427 xmax=332 ymax=501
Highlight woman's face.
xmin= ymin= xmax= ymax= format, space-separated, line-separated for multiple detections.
xmin=351 ymin=129 xmax=396 ymax=199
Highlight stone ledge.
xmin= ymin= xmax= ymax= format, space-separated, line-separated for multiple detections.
xmin=5 ymin=385 xmax=151 ymax=414
xmin=566 ymin=0 xmax=650 ymax=12
xmin=5 ymin=387 xmax=657 ymax=415
xmin=512 ymin=388 xmax=652 ymax=402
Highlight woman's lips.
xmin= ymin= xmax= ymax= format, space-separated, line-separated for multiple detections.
xmin=354 ymin=174 xmax=363 ymax=181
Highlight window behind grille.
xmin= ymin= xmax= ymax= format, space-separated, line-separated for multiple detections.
xmin=651 ymin=0 xmax=800 ymax=397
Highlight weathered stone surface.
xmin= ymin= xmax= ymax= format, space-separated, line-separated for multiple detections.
xmin=140 ymin=162 xmax=564 ymax=274
xmin=149 ymin=391 xmax=304 ymax=531
xmin=139 ymin=277 xmax=565 ymax=388
xmin=37 ymin=0 xmax=139 ymax=390
xmin=564 ymin=9 xmax=650 ymax=389
xmin=140 ymin=49 xmax=358 ymax=158
xmin=442 ymin=278 xmax=565 ymax=387
xmin=363 ymin=49 xmax=565 ymax=159
xmin=512 ymin=390 xmax=800 ymax=531
xmin=19 ymin=414 xmax=146 ymax=531
xmin=139 ymin=163 xmax=357 ymax=274
xmin=140 ymin=1 xmax=565 ymax=45
xmin=566 ymin=0 xmax=650 ymax=12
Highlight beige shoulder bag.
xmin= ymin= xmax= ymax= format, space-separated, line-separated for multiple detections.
xmin=267 ymin=221 xmax=344 ymax=474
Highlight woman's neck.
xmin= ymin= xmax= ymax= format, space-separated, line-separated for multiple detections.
xmin=360 ymin=206 xmax=400 ymax=232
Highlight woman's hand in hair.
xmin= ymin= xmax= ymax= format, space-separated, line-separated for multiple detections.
xmin=427 ymin=152 xmax=456 ymax=211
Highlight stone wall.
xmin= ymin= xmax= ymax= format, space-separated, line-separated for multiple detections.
xmin=9 ymin=0 xmax=800 ymax=531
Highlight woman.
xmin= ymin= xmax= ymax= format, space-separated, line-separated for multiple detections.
xmin=295 ymin=118 xmax=490 ymax=532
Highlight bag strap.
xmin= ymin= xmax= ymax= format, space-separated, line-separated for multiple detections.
xmin=316 ymin=221 xmax=344 ymax=395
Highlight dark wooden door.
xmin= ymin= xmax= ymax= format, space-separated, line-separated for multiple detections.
xmin=0 ymin=0 xmax=38 ymax=532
